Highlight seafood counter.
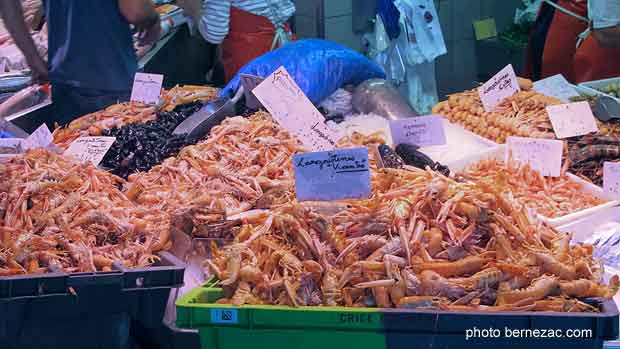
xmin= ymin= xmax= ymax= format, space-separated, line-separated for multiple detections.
xmin=2 ymin=76 xmax=620 ymax=348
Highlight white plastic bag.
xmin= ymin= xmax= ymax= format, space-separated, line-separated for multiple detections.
xmin=394 ymin=0 xmax=447 ymax=64
xmin=405 ymin=60 xmax=439 ymax=114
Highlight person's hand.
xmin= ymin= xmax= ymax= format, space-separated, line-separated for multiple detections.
xmin=28 ymin=54 xmax=48 ymax=83
xmin=137 ymin=19 xmax=161 ymax=46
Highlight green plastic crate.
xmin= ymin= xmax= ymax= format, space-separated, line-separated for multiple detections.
xmin=176 ymin=278 xmax=619 ymax=349
xmin=176 ymin=279 xmax=385 ymax=349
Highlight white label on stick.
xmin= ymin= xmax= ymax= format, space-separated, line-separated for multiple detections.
xmin=64 ymin=137 xmax=116 ymax=166
xmin=252 ymin=66 xmax=337 ymax=151
xmin=22 ymin=124 xmax=52 ymax=150
xmin=547 ymin=101 xmax=599 ymax=139
xmin=506 ymin=136 xmax=563 ymax=177
xmin=130 ymin=72 xmax=164 ymax=105
xmin=479 ymin=64 xmax=520 ymax=112
xmin=604 ymin=162 xmax=620 ymax=198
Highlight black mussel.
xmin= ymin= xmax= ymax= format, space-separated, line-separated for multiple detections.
xmin=395 ymin=143 xmax=451 ymax=176
xmin=377 ymin=144 xmax=404 ymax=169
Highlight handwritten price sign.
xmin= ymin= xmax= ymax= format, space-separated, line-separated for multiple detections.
xmin=547 ymin=101 xmax=599 ymax=139
xmin=293 ymin=147 xmax=371 ymax=201
xmin=604 ymin=162 xmax=620 ymax=198
xmin=22 ymin=123 xmax=52 ymax=150
xmin=252 ymin=66 xmax=338 ymax=151
xmin=390 ymin=115 xmax=447 ymax=147
xmin=130 ymin=72 xmax=164 ymax=105
xmin=64 ymin=137 xmax=116 ymax=166
xmin=479 ymin=64 xmax=520 ymax=112
xmin=506 ymin=136 xmax=563 ymax=177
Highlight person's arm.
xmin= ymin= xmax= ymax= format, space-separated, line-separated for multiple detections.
xmin=118 ymin=0 xmax=161 ymax=45
xmin=590 ymin=0 xmax=620 ymax=47
xmin=198 ymin=0 xmax=231 ymax=44
xmin=118 ymin=0 xmax=159 ymax=29
xmin=0 ymin=0 xmax=47 ymax=81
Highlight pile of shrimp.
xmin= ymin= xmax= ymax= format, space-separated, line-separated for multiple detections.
xmin=159 ymin=85 xmax=219 ymax=112
xmin=458 ymin=157 xmax=604 ymax=218
xmin=52 ymin=86 xmax=220 ymax=149
xmin=433 ymin=90 xmax=561 ymax=144
xmin=125 ymin=111 xmax=304 ymax=217
xmin=0 ymin=149 xmax=170 ymax=275
xmin=204 ymin=162 xmax=618 ymax=312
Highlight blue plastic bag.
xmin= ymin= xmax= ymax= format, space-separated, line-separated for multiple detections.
xmin=221 ymin=39 xmax=386 ymax=104
xmin=0 ymin=131 xmax=13 ymax=138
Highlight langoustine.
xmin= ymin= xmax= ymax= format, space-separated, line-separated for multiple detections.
xmin=0 ymin=149 xmax=171 ymax=274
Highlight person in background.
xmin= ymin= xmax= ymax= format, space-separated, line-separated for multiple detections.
xmin=181 ymin=0 xmax=295 ymax=83
xmin=527 ymin=0 xmax=620 ymax=83
xmin=0 ymin=0 xmax=162 ymax=126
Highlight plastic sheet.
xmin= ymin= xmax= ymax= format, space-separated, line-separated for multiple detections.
xmin=221 ymin=39 xmax=386 ymax=104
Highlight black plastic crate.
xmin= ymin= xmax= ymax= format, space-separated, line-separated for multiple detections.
xmin=122 ymin=251 xmax=185 ymax=328
xmin=0 ymin=251 xmax=185 ymax=349
xmin=382 ymin=300 xmax=619 ymax=349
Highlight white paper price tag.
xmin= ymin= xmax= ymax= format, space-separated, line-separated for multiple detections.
xmin=130 ymin=72 xmax=164 ymax=105
xmin=604 ymin=162 xmax=620 ymax=198
xmin=22 ymin=124 xmax=52 ymax=150
xmin=506 ymin=136 xmax=563 ymax=177
xmin=390 ymin=115 xmax=447 ymax=147
xmin=252 ymin=66 xmax=338 ymax=151
xmin=64 ymin=137 xmax=116 ymax=166
xmin=547 ymin=101 xmax=599 ymax=139
xmin=479 ymin=64 xmax=520 ymax=112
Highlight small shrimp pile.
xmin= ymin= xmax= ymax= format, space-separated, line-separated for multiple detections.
xmin=433 ymin=89 xmax=561 ymax=144
xmin=52 ymin=102 xmax=157 ymax=149
xmin=0 ymin=149 xmax=170 ymax=275
xmin=204 ymin=166 xmax=618 ymax=311
xmin=159 ymin=85 xmax=219 ymax=112
xmin=458 ymin=158 xmax=604 ymax=218
xmin=126 ymin=111 xmax=304 ymax=217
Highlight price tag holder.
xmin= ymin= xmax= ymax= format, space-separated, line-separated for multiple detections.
xmin=533 ymin=74 xmax=580 ymax=102
xmin=604 ymin=162 xmax=620 ymax=198
xmin=252 ymin=66 xmax=338 ymax=151
xmin=506 ymin=136 xmax=563 ymax=177
xmin=293 ymin=147 xmax=371 ymax=201
xmin=239 ymin=74 xmax=264 ymax=110
xmin=479 ymin=64 xmax=520 ymax=112
xmin=390 ymin=115 xmax=447 ymax=147
xmin=22 ymin=123 xmax=52 ymax=150
xmin=64 ymin=136 xmax=116 ymax=166
xmin=130 ymin=72 xmax=164 ymax=105
xmin=547 ymin=101 xmax=599 ymax=139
